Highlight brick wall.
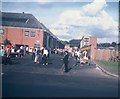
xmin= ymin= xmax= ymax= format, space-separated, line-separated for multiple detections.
xmin=0 ymin=26 xmax=44 ymax=48
xmin=89 ymin=36 xmax=97 ymax=49
xmin=94 ymin=49 xmax=117 ymax=61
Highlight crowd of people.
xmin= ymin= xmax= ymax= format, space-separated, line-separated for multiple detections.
xmin=61 ymin=48 xmax=91 ymax=72
xmin=0 ymin=43 xmax=30 ymax=65
xmin=32 ymin=46 xmax=49 ymax=65
xmin=1 ymin=43 xmax=13 ymax=65
xmin=0 ymin=43 xmax=91 ymax=73
xmin=71 ymin=49 xmax=90 ymax=66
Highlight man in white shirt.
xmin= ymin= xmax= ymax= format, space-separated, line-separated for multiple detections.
xmin=43 ymin=47 xmax=48 ymax=57
xmin=42 ymin=47 xmax=48 ymax=65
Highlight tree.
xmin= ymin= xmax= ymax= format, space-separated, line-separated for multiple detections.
xmin=3 ymin=39 xmax=11 ymax=46
xmin=61 ymin=41 xmax=69 ymax=45
xmin=111 ymin=42 xmax=117 ymax=47
xmin=69 ymin=39 xmax=81 ymax=47
xmin=97 ymin=42 xmax=117 ymax=48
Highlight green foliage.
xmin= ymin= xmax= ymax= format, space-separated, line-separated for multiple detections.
xmin=111 ymin=42 xmax=117 ymax=47
xmin=3 ymin=39 xmax=11 ymax=46
xmin=97 ymin=42 xmax=117 ymax=48
xmin=61 ymin=41 xmax=69 ymax=45
xmin=69 ymin=39 xmax=81 ymax=47
xmin=97 ymin=60 xmax=118 ymax=68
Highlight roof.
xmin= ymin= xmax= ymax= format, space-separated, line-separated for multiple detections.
xmin=0 ymin=12 xmax=63 ymax=43
xmin=0 ymin=12 xmax=42 ymax=29
xmin=40 ymin=22 xmax=59 ymax=41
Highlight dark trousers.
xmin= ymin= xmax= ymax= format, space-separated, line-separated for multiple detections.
xmin=42 ymin=56 xmax=47 ymax=64
xmin=7 ymin=57 xmax=12 ymax=65
xmin=2 ymin=56 xmax=7 ymax=65
xmin=64 ymin=62 xmax=68 ymax=72
xmin=2 ymin=56 xmax=12 ymax=65
xmin=32 ymin=53 xmax=35 ymax=60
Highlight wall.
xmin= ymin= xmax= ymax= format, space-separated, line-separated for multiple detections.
xmin=1 ymin=26 xmax=44 ymax=48
xmin=89 ymin=36 xmax=97 ymax=49
xmin=1 ymin=27 xmax=23 ymax=44
xmin=94 ymin=49 xmax=117 ymax=61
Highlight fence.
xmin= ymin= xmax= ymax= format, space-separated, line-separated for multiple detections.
xmin=94 ymin=49 xmax=118 ymax=61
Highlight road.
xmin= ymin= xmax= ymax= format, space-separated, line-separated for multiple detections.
xmin=2 ymin=54 xmax=118 ymax=97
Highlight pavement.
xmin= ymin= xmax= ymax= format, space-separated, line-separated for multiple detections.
xmin=94 ymin=61 xmax=119 ymax=78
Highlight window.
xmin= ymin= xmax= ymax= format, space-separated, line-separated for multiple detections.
xmin=24 ymin=31 xmax=29 ymax=36
xmin=0 ymin=29 xmax=4 ymax=35
xmin=84 ymin=38 xmax=89 ymax=42
xmin=34 ymin=44 xmax=40 ymax=48
xmin=30 ymin=31 xmax=35 ymax=37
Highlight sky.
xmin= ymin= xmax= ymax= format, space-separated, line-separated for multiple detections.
xmin=1 ymin=0 xmax=119 ymax=43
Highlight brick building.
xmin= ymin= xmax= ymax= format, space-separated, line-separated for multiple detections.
xmin=80 ymin=36 xmax=97 ymax=49
xmin=80 ymin=36 xmax=97 ymax=62
xmin=0 ymin=12 xmax=64 ymax=49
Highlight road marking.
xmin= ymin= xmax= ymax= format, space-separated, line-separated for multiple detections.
xmin=60 ymin=64 xmax=64 ymax=70
xmin=95 ymin=67 xmax=101 ymax=70
xmin=95 ymin=67 xmax=114 ymax=77
xmin=95 ymin=63 xmax=118 ymax=78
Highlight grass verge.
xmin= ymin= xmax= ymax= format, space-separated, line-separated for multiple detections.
xmin=96 ymin=60 xmax=119 ymax=69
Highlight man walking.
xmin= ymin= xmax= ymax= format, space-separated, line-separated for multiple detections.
xmin=34 ymin=47 xmax=41 ymax=64
xmin=74 ymin=49 xmax=80 ymax=66
xmin=42 ymin=47 xmax=48 ymax=65
xmin=63 ymin=51 xmax=69 ymax=72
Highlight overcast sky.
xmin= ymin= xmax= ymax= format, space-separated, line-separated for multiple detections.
xmin=1 ymin=0 xmax=119 ymax=43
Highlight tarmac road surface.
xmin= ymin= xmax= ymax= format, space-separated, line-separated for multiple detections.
xmin=2 ymin=54 xmax=118 ymax=97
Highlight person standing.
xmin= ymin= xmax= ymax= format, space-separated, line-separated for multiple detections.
xmin=26 ymin=46 xmax=29 ymax=55
xmin=63 ymin=51 xmax=69 ymax=72
xmin=87 ymin=55 xmax=91 ymax=66
xmin=34 ymin=48 xmax=40 ymax=64
xmin=1 ymin=45 xmax=5 ymax=65
xmin=74 ymin=49 xmax=79 ymax=66
xmin=32 ymin=48 xmax=35 ymax=61
xmin=42 ymin=47 xmax=48 ymax=65
xmin=20 ymin=46 xmax=24 ymax=57
xmin=5 ymin=43 xmax=12 ymax=65
xmin=83 ymin=50 xmax=88 ymax=64
xmin=41 ymin=47 xmax=44 ymax=56
xmin=47 ymin=48 xmax=51 ymax=59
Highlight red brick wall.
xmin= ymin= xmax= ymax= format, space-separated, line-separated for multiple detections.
xmin=23 ymin=29 xmax=44 ymax=48
xmin=0 ymin=26 xmax=44 ymax=48
xmin=89 ymin=36 xmax=97 ymax=49
xmin=94 ymin=49 xmax=116 ymax=61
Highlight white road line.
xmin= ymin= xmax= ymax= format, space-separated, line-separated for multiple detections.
xmin=60 ymin=64 xmax=65 ymax=70
xmin=95 ymin=67 xmax=101 ymax=70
